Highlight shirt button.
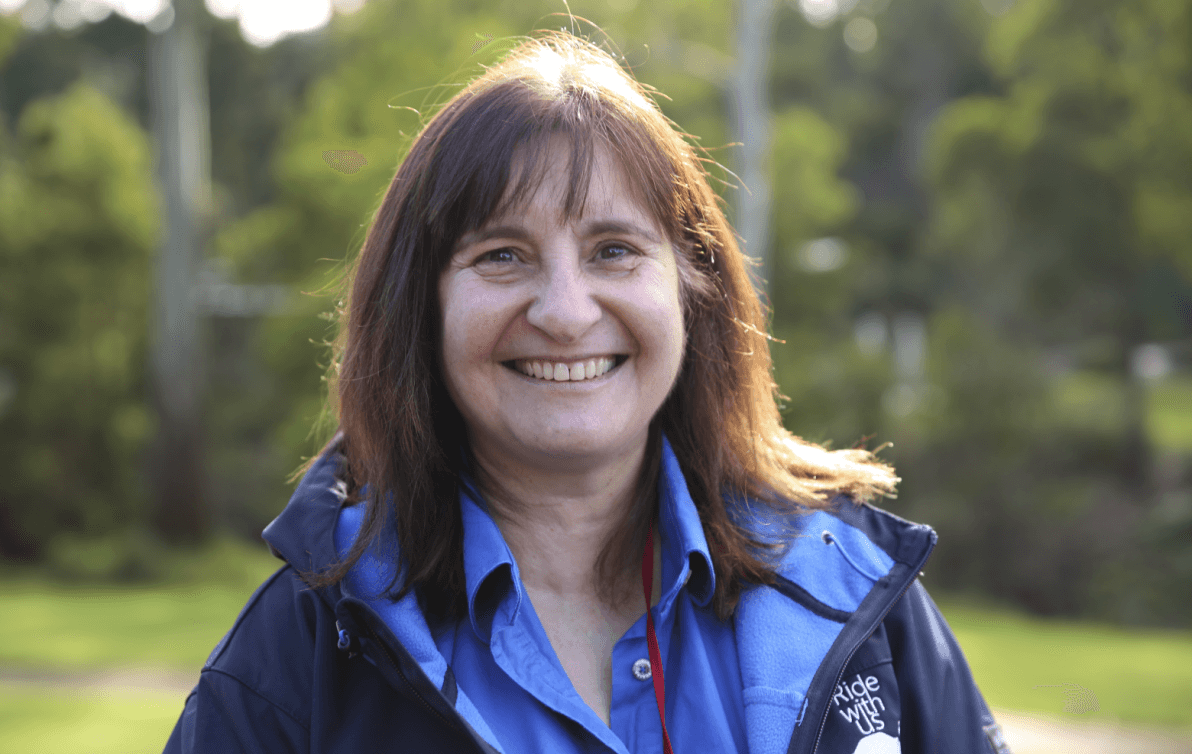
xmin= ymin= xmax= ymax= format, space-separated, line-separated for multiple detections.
xmin=632 ymin=658 xmax=652 ymax=681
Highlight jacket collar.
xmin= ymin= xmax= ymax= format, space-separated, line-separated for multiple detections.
xmin=261 ymin=441 xmax=348 ymax=599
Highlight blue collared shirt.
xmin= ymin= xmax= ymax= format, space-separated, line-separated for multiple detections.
xmin=431 ymin=437 xmax=746 ymax=754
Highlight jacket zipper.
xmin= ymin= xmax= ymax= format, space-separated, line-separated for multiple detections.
xmin=339 ymin=600 xmax=484 ymax=748
xmin=806 ymin=551 xmax=935 ymax=753
xmin=360 ymin=620 xmax=458 ymax=727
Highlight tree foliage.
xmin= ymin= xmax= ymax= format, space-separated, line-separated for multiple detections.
xmin=0 ymin=83 xmax=158 ymax=560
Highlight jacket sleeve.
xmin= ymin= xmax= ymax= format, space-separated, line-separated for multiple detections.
xmin=162 ymin=567 xmax=315 ymax=754
xmin=164 ymin=670 xmax=309 ymax=753
xmin=884 ymin=579 xmax=1010 ymax=754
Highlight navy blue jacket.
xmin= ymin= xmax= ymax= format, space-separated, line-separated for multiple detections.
xmin=165 ymin=446 xmax=1011 ymax=753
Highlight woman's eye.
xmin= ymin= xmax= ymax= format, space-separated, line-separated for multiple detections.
xmin=477 ymin=248 xmax=517 ymax=265
xmin=597 ymin=244 xmax=634 ymax=262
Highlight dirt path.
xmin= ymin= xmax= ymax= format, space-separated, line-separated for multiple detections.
xmin=0 ymin=665 xmax=195 ymax=696
xmin=3 ymin=667 xmax=1190 ymax=752
xmin=992 ymin=708 xmax=1192 ymax=754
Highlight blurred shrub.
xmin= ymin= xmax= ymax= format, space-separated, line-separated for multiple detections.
xmin=38 ymin=530 xmax=280 ymax=586
xmin=43 ymin=527 xmax=167 ymax=582
xmin=0 ymin=84 xmax=157 ymax=560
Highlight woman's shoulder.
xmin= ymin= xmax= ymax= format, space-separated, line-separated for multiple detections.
xmin=742 ymin=496 xmax=936 ymax=586
xmin=201 ymin=564 xmax=327 ymax=691
xmin=163 ymin=563 xmax=330 ymax=753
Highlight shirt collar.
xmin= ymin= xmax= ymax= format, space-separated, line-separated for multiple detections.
xmin=657 ymin=434 xmax=716 ymax=610
xmin=459 ymin=477 xmax=524 ymax=643
xmin=460 ymin=433 xmax=716 ymax=643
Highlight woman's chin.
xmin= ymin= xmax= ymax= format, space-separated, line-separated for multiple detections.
xmin=484 ymin=421 xmax=648 ymax=468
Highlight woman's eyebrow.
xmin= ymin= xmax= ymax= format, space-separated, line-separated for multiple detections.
xmin=582 ymin=219 xmax=661 ymax=245
xmin=457 ymin=219 xmax=662 ymax=249
xmin=456 ymin=224 xmax=532 ymax=248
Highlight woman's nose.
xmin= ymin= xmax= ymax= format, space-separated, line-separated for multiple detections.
xmin=525 ymin=258 xmax=602 ymax=342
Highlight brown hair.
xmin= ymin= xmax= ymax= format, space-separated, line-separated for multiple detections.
xmin=320 ymin=32 xmax=898 ymax=619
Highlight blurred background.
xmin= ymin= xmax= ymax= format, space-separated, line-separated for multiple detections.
xmin=0 ymin=0 xmax=1190 ymax=750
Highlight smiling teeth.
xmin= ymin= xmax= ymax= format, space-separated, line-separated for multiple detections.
xmin=515 ymin=357 xmax=617 ymax=381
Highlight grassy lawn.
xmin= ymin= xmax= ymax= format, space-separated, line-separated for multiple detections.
xmin=0 ymin=578 xmax=276 ymax=671
xmin=0 ymin=539 xmax=282 ymax=672
xmin=0 ymin=688 xmax=181 ymax=754
xmin=936 ymin=593 xmax=1192 ymax=729
xmin=0 ymin=539 xmax=281 ymax=754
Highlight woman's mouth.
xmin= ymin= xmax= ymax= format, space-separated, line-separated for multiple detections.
xmin=505 ymin=356 xmax=625 ymax=382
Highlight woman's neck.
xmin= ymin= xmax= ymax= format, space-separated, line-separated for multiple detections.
xmin=471 ymin=440 xmax=648 ymax=600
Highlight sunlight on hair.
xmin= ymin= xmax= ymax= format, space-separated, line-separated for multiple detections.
xmin=579 ymin=58 xmax=654 ymax=112
xmin=524 ymin=46 xmax=566 ymax=91
xmin=782 ymin=436 xmax=844 ymax=468
xmin=519 ymin=43 xmax=655 ymax=115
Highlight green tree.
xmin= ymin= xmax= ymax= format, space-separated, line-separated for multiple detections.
xmin=762 ymin=0 xmax=996 ymax=453
xmin=0 ymin=83 xmax=158 ymax=561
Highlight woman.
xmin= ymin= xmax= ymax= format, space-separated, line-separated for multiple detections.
xmin=166 ymin=33 xmax=1007 ymax=754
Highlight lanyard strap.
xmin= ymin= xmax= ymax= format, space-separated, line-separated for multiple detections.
xmin=642 ymin=523 xmax=675 ymax=754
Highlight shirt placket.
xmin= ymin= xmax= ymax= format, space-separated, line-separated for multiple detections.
xmin=489 ymin=599 xmax=634 ymax=754
xmin=608 ymin=590 xmax=678 ymax=754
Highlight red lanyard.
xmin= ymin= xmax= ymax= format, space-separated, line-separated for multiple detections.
xmin=642 ymin=523 xmax=675 ymax=754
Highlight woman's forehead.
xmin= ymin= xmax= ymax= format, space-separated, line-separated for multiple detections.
xmin=485 ymin=136 xmax=662 ymax=232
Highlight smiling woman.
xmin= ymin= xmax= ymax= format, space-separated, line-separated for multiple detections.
xmin=165 ymin=32 xmax=1006 ymax=754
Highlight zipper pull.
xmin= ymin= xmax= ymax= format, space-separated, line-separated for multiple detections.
xmin=335 ymin=620 xmax=359 ymax=658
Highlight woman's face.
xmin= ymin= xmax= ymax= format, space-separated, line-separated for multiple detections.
xmin=438 ymin=140 xmax=685 ymax=473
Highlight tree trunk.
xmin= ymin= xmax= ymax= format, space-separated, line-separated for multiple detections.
xmin=730 ymin=0 xmax=775 ymax=301
xmin=147 ymin=0 xmax=211 ymax=544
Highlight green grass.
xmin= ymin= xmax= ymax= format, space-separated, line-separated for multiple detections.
xmin=1 ymin=580 xmax=274 ymax=670
xmin=0 ymin=688 xmax=181 ymax=754
xmin=936 ymin=594 xmax=1192 ymax=729
xmin=0 ymin=540 xmax=280 ymax=753
xmin=0 ymin=538 xmax=281 ymax=672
